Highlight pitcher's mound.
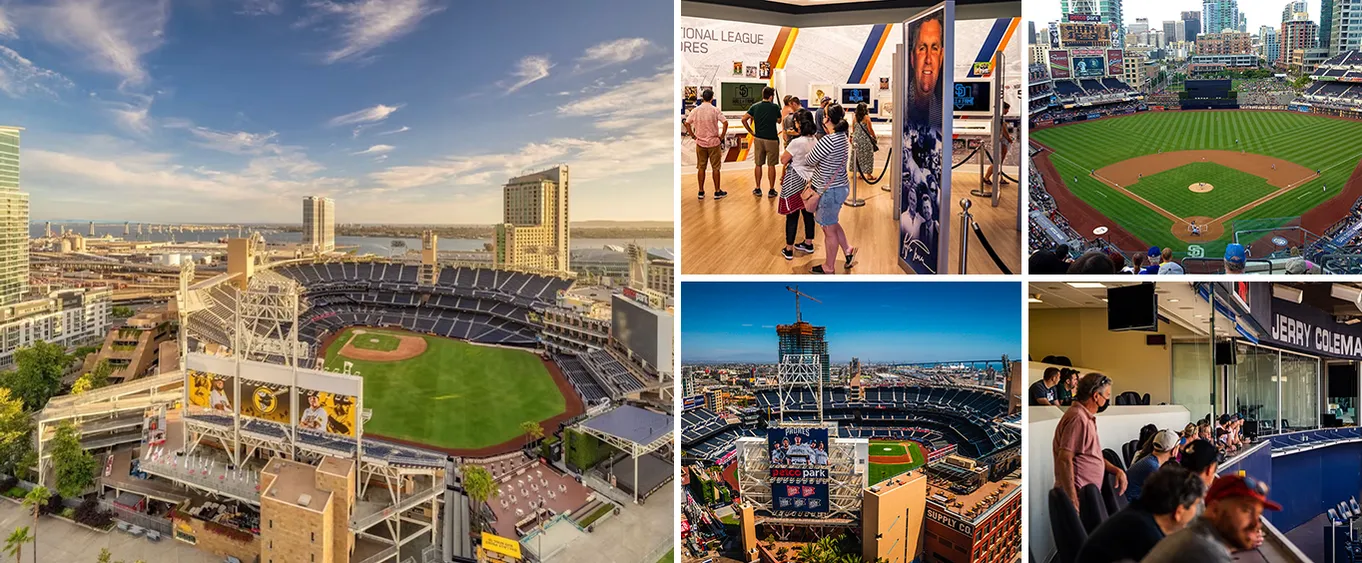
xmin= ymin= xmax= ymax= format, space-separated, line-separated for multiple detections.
xmin=1189 ymin=183 xmax=1214 ymax=193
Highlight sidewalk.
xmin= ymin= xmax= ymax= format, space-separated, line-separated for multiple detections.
xmin=0 ymin=499 xmax=217 ymax=563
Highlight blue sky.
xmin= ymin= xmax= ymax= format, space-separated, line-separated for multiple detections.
xmin=0 ymin=0 xmax=672 ymax=223
xmin=681 ymin=282 xmax=1022 ymax=364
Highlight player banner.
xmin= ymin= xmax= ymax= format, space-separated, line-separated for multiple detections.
xmin=898 ymin=1 xmax=953 ymax=275
xmin=1048 ymin=50 xmax=1071 ymax=79
xmin=1107 ymin=49 xmax=1124 ymax=76
xmin=298 ymin=389 xmax=358 ymax=437
xmin=239 ymin=379 xmax=291 ymax=424
xmin=186 ymin=369 xmax=236 ymax=415
xmin=769 ymin=427 xmax=830 ymax=467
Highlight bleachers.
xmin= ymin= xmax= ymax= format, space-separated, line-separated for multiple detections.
xmin=555 ymin=354 xmax=608 ymax=404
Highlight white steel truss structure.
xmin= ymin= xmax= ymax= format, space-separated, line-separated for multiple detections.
xmin=235 ymin=270 xmax=309 ymax=365
xmin=574 ymin=413 xmax=674 ymax=504
xmin=778 ymin=353 xmax=823 ymax=425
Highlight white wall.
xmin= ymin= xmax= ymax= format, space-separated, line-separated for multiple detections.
xmin=1029 ymin=308 xmax=1193 ymax=405
xmin=1027 ymin=404 xmax=1192 ymax=562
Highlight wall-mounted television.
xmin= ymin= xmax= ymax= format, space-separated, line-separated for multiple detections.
xmin=1108 ymin=283 xmax=1158 ymax=332
xmin=720 ymin=81 xmax=766 ymax=113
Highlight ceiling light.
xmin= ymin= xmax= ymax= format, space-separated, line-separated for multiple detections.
xmin=1273 ymin=284 xmax=1303 ymax=304
xmin=1067 ymin=282 xmax=1106 ymax=289
xmin=1195 ymin=314 xmax=1204 ymax=318
xmin=1167 ymin=299 xmax=1179 ymax=303
xmin=1027 ymin=295 xmax=1042 ymax=304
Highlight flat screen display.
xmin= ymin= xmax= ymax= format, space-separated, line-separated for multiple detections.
xmin=953 ymin=80 xmax=992 ymax=114
xmin=1072 ymin=56 xmax=1106 ymax=78
xmin=721 ymin=82 xmax=764 ymax=113
xmin=1108 ymin=283 xmax=1158 ymax=332
xmin=841 ymin=87 xmax=871 ymax=106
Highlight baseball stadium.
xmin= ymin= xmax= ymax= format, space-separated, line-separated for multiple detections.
xmin=35 ymin=233 xmax=675 ymax=563
xmin=681 ymin=378 xmax=1020 ymax=563
xmin=1029 ymin=40 xmax=1362 ymax=273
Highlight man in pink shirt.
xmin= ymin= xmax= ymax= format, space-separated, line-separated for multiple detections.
xmin=683 ymin=89 xmax=728 ymax=200
xmin=1053 ymin=372 xmax=1127 ymax=514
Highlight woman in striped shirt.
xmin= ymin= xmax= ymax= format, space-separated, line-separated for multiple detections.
xmin=807 ymin=103 xmax=856 ymax=274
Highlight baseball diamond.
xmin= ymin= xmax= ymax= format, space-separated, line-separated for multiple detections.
xmin=1032 ymin=110 xmax=1362 ymax=258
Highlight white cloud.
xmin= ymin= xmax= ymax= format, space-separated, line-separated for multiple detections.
xmin=0 ymin=46 xmax=73 ymax=98
xmin=0 ymin=8 xmax=15 ymax=39
xmin=301 ymin=0 xmax=443 ymax=64
xmin=352 ymin=144 xmax=393 ymax=155
xmin=375 ymin=126 xmax=409 ymax=136
xmin=16 ymin=0 xmax=169 ymax=87
xmin=328 ymin=103 xmax=403 ymax=126
xmin=236 ymin=0 xmax=282 ymax=16
xmin=501 ymin=55 xmax=552 ymax=94
xmin=576 ymin=38 xmax=656 ymax=70
xmin=104 ymin=93 xmax=154 ymax=135
xmin=557 ymin=70 xmax=670 ymax=130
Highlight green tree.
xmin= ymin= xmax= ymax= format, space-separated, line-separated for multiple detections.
xmin=3 ymin=527 xmax=29 ymax=563
xmin=21 ymin=487 xmax=48 ymax=563
xmin=520 ymin=421 xmax=544 ymax=446
xmin=111 ymin=306 xmax=135 ymax=319
xmin=96 ymin=548 xmax=111 ymax=563
xmin=72 ymin=360 xmax=114 ymax=395
xmin=462 ymin=465 xmax=497 ymax=533
xmin=4 ymin=342 xmax=73 ymax=411
xmin=0 ymin=389 xmax=30 ymax=475
xmin=50 ymin=422 xmax=96 ymax=498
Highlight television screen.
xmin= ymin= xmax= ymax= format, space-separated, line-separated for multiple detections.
xmin=1108 ymin=283 xmax=1158 ymax=332
xmin=1329 ymin=364 xmax=1359 ymax=397
xmin=953 ymin=80 xmax=992 ymax=114
xmin=721 ymin=82 xmax=764 ymax=113
xmin=1072 ymin=56 xmax=1106 ymax=77
xmin=841 ymin=87 xmax=871 ymax=106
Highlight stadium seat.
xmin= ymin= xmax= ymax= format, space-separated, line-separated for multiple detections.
xmin=1101 ymin=471 xmax=1126 ymax=515
xmin=1078 ymin=484 xmax=1108 ymax=534
xmin=1049 ymin=488 xmax=1087 ymax=563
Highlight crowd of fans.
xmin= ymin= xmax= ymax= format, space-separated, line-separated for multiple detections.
xmin=1036 ymin=371 xmax=1275 ymax=563
xmin=1235 ymin=78 xmax=1297 ymax=109
xmin=1030 ymin=101 xmax=1147 ymax=127
xmin=1290 ymin=51 xmax=1362 ymax=118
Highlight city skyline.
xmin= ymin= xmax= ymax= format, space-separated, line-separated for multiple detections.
xmin=681 ymin=282 xmax=1022 ymax=364
xmin=1028 ymin=0 xmax=1326 ymax=36
xmin=0 ymin=0 xmax=671 ymax=224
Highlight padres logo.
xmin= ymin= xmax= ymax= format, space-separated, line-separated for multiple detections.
xmin=252 ymin=387 xmax=279 ymax=415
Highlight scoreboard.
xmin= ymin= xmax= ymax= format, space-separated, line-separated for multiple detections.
xmin=1059 ymin=23 xmax=1111 ymax=48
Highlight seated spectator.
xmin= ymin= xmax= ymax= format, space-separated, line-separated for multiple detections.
xmin=1141 ymin=474 xmax=1277 ymax=563
xmin=1179 ymin=438 xmax=1220 ymax=491
xmin=1077 ymin=464 xmax=1205 ymax=563
xmin=1126 ymin=430 xmax=1180 ymax=502
xmin=1031 ymin=244 xmax=1072 ymax=274
xmin=1140 ymin=248 xmax=1162 ymax=274
xmin=1129 ymin=253 xmax=1147 ymax=274
xmin=1030 ymin=367 xmax=1060 ymax=405
xmin=1056 ymin=369 xmax=1078 ymax=405
xmin=1069 ymin=250 xmax=1116 ymax=274
xmin=1158 ymin=248 xmax=1184 ymax=274
xmin=1224 ymin=243 xmax=1246 ymax=274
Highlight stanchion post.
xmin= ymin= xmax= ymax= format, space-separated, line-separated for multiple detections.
xmin=958 ymin=198 xmax=972 ymax=274
xmin=846 ymin=147 xmax=866 ymax=207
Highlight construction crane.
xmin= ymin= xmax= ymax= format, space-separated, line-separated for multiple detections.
xmin=785 ymin=285 xmax=821 ymax=323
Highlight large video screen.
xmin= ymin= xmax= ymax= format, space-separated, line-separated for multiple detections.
xmin=721 ymin=82 xmax=764 ymax=113
xmin=1059 ymin=23 xmax=1110 ymax=47
xmin=297 ymin=389 xmax=358 ymax=437
xmin=769 ymin=427 xmax=829 ymax=467
xmin=613 ymin=294 xmax=662 ymax=370
xmin=953 ymin=80 xmax=992 ymax=114
xmin=1048 ymin=50 xmax=1071 ymax=79
xmin=1072 ymin=56 xmax=1106 ymax=78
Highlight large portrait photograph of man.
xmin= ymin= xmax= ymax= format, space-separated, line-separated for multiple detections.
xmin=900 ymin=3 xmax=952 ymax=274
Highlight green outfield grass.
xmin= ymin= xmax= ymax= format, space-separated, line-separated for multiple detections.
xmin=325 ymin=327 xmax=565 ymax=450
xmin=347 ymin=331 xmax=401 ymax=352
xmin=1033 ymin=111 xmax=1362 ymax=256
xmin=868 ymin=441 xmax=927 ymax=484
xmin=1126 ymin=162 xmax=1279 ymax=218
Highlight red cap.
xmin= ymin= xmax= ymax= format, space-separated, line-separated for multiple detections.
xmin=1206 ymin=475 xmax=1281 ymax=511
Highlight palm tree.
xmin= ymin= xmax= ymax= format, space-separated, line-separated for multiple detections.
xmin=520 ymin=421 xmax=544 ymax=449
xmin=21 ymin=487 xmax=48 ymax=563
xmin=3 ymin=527 xmax=30 ymax=563
xmin=462 ymin=465 xmax=497 ymax=533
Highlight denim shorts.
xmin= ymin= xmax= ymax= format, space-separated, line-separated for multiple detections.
xmin=816 ymin=185 xmax=849 ymax=226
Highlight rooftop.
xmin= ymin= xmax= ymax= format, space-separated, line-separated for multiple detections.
xmin=926 ymin=477 xmax=1020 ymax=526
xmin=261 ymin=457 xmax=332 ymax=514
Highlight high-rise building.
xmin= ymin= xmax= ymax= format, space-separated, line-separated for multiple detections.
xmin=1261 ymin=25 xmax=1281 ymax=63
xmin=1199 ymin=31 xmax=1254 ymax=54
xmin=776 ymin=321 xmax=830 ymax=385
xmin=493 ymin=165 xmax=571 ymax=274
xmin=1281 ymin=18 xmax=1320 ymax=65
xmin=1163 ymin=20 xmax=1179 ymax=42
xmin=0 ymin=126 xmax=28 ymax=306
xmin=1028 ymin=20 xmax=1036 ymax=44
xmin=1060 ymin=0 xmax=1123 ymax=47
xmin=1130 ymin=18 xmax=1150 ymax=35
xmin=1329 ymin=0 xmax=1361 ymax=56
xmin=1320 ymin=0 xmax=1334 ymax=51
xmin=1182 ymin=11 xmax=1203 ymax=42
xmin=1239 ymin=13 xmax=1248 ymax=33
xmin=1203 ymin=0 xmax=1240 ymax=34
xmin=1284 ymin=1 xmax=1308 ymax=23
xmin=301 ymin=196 xmax=335 ymax=253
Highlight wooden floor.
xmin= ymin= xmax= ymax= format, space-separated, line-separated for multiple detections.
xmin=680 ymin=154 xmax=1023 ymax=275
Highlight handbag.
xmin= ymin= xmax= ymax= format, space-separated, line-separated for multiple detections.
xmin=861 ymin=122 xmax=879 ymax=152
